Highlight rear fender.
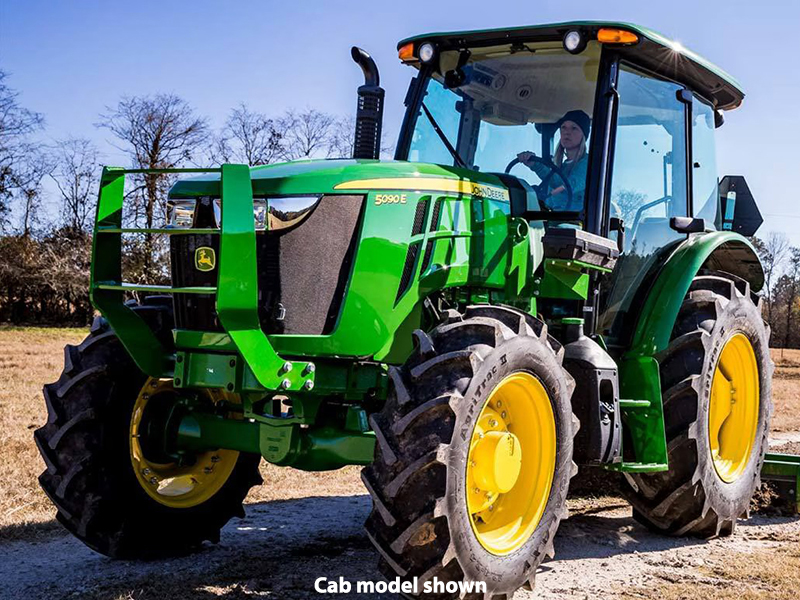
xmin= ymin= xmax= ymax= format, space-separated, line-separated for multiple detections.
xmin=616 ymin=231 xmax=764 ymax=470
xmin=628 ymin=231 xmax=763 ymax=358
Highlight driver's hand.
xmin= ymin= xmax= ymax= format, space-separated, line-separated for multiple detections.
xmin=550 ymin=185 xmax=566 ymax=196
xmin=517 ymin=151 xmax=536 ymax=167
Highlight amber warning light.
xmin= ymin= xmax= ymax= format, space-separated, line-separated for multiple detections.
xmin=597 ymin=28 xmax=639 ymax=44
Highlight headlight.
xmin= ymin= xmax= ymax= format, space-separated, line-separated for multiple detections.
xmin=168 ymin=195 xmax=321 ymax=231
xmin=166 ymin=199 xmax=196 ymax=228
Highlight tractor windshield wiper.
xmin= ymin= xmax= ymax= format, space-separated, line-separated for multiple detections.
xmin=421 ymin=102 xmax=467 ymax=169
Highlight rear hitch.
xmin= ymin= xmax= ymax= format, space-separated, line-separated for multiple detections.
xmin=761 ymin=452 xmax=800 ymax=514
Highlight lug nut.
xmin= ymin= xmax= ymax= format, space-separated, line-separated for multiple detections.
xmin=211 ymin=455 xmax=221 ymax=463
xmin=281 ymin=379 xmax=291 ymax=390
xmin=149 ymin=477 xmax=158 ymax=486
xmin=282 ymin=362 xmax=293 ymax=373
xmin=488 ymin=504 xmax=494 ymax=511
xmin=496 ymin=400 xmax=502 ymax=408
xmin=142 ymin=468 xmax=151 ymax=475
xmin=303 ymin=380 xmax=315 ymax=391
xmin=204 ymin=467 xmax=213 ymax=474
xmin=304 ymin=363 xmax=316 ymax=375
xmin=501 ymin=411 xmax=507 ymax=419
xmin=489 ymin=419 xmax=498 ymax=428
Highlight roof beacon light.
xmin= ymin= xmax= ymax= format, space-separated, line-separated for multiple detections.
xmin=398 ymin=42 xmax=416 ymax=63
xmin=418 ymin=42 xmax=436 ymax=63
xmin=563 ymin=30 xmax=586 ymax=54
xmin=597 ymin=28 xmax=639 ymax=45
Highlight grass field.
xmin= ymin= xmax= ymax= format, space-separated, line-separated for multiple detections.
xmin=0 ymin=327 xmax=798 ymax=541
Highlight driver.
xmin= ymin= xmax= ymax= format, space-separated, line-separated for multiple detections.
xmin=516 ymin=109 xmax=591 ymax=211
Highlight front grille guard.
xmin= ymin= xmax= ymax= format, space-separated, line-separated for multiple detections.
xmin=91 ymin=164 xmax=315 ymax=392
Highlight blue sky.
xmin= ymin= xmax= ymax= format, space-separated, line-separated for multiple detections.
xmin=2 ymin=0 xmax=799 ymax=245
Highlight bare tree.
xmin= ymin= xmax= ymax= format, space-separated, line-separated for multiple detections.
xmin=327 ymin=115 xmax=395 ymax=159
xmin=97 ymin=94 xmax=209 ymax=277
xmin=17 ymin=150 xmax=49 ymax=236
xmin=0 ymin=70 xmax=46 ymax=231
xmin=611 ymin=189 xmax=647 ymax=224
xmin=781 ymin=247 xmax=800 ymax=351
xmin=326 ymin=115 xmax=356 ymax=159
xmin=753 ymin=232 xmax=790 ymax=326
xmin=277 ymin=108 xmax=336 ymax=161
xmin=50 ymin=137 xmax=101 ymax=232
xmin=212 ymin=103 xmax=282 ymax=165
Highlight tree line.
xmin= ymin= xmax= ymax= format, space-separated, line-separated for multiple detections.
xmin=0 ymin=69 xmax=367 ymax=324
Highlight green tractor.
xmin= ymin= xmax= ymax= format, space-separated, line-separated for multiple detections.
xmin=37 ymin=21 xmax=799 ymax=597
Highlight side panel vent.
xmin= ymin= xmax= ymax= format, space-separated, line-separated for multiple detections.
xmin=421 ymin=240 xmax=435 ymax=274
xmin=430 ymin=198 xmax=443 ymax=231
xmin=396 ymin=242 xmax=420 ymax=302
xmin=411 ymin=197 xmax=430 ymax=236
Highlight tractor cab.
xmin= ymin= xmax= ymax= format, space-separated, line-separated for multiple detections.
xmin=391 ymin=22 xmax=763 ymax=347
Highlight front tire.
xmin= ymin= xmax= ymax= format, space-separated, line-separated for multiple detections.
xmin=362 ymin=305 xmax=577 ymax=598
xmin=35 ymin=303 xmax=262 ymax=558
xmin=624 ymin=273 xmax=773 ymax=537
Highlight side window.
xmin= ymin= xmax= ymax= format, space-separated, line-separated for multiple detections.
xmin=692 ymin=96 xmax=719 ymax=227
xmin=599 ymin=65 xmax=689 ymax=342
xmin=609 ymin=64 xmax=688 ymax=255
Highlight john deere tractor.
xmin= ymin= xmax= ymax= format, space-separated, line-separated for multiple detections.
xmin=37 ymin=21 xmax=799 ymax=598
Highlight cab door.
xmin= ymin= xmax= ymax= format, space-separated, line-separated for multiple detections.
xmin=598 ymin=63 xmax=690 ymax=345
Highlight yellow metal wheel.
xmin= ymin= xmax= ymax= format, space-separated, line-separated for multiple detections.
xmin=466 ymin=372 xmax=556 ymax=555
xmin=708 ymin=333 xmax=760 ymax=483
xmin=130 ymin=378 xmax=240 ymax=509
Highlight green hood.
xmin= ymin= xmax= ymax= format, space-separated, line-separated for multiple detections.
xmin=168 ymin=158 xmax=511 ymax=199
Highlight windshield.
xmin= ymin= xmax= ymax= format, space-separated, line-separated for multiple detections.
xmin=405 ymin=42 xmax=601 ymax=212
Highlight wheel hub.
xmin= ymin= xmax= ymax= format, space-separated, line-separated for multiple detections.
xmin=708 ymin=333 xmax=760 ymax=483
xmin=471 ymin=430 xmax=522 ymax=494
xmin=466 ymin=372 xmax=556 ymax=555
xmin=130 ymin=378 xmax=240 ymax=508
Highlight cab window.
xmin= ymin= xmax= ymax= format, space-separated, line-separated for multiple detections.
xmin=692 ymin=96 xmax=719 ymax=227
xmin=599 ymin=64 xmax=689 ymax=342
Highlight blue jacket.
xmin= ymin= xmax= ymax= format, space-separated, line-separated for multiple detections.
xmin=529 ymin=154 xmax=587 ymax=211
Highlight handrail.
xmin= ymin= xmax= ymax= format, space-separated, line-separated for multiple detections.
xmin=89 ymin=165 xmax=315 ymax=391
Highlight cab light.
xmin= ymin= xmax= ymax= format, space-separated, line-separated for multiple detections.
xmin=563 ymin=30 xmax=587 ymax=54
xmin=418 ymin=42 xmax=436 ymax=63
xmin=398 ymin=43 xmax=417 ymax=63
xmin=597 ymin=28 xmax=639 ymax=45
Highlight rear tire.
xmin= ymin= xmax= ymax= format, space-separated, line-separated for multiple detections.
xmin=624 ymin=273 xmax=773 ymax=537
xmin=362 ymin=305 xmax=577 ymax=598
xmin=35 ymin=302 xmax=262 ymax=558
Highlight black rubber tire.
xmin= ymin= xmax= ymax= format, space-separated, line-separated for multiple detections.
xmin=35 ymin=300 xmax=263 ymax=558
xmin=623 ymin=272 xmax=773 ymax=538
xmin=362 ymin=305 xmax=577 ymax=598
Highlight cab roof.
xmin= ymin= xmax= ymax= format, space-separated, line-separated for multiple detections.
xmin=399 ymin=21 xmax=744 ymax=111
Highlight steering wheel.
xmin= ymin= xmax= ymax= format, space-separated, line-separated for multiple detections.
xmin=505 ymin=155 xmax=574 ymax=209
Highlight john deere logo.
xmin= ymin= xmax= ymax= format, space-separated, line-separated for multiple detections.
xmin=194 ymin=247 xmax=216 ymax=272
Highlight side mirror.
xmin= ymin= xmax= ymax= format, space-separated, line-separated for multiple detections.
xmin=718 ymin=176 xmax=763 ymax=236
xmin=714 ymin=110 xmax=725 ymax=129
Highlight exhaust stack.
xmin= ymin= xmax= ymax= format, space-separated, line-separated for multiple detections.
xmin=351 ymin=47 xmax=385 ymax=160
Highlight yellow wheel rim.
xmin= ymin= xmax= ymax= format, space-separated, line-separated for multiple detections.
xmin=708 ymin=333 xmax=760 ymax=483
xmin=466 ymin=372 xmax=556 ymax=555
xmin=130 ymin=378 xmax=240 ymax=509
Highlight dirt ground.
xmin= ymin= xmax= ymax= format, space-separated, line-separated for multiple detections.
xmin=1 ymin=328 xmax=798 ymax=599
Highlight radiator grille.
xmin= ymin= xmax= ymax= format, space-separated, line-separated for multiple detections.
xmin=170 ymin=195 xmax=363 ymax=335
